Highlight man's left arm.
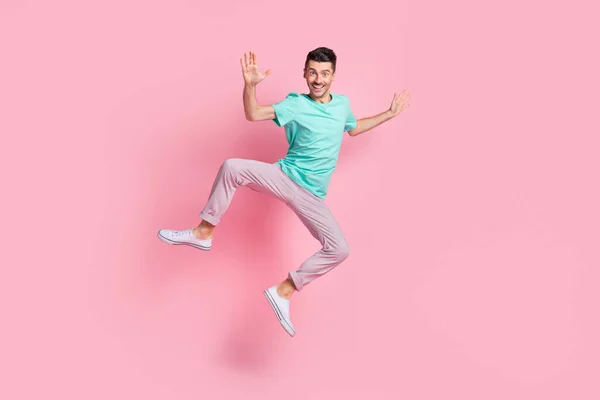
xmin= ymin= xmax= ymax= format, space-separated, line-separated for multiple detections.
xmin=347 ymin=90 xmax=411 ymax=137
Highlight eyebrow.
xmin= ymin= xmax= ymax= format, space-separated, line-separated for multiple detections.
xmin=308 ymin=68 xmax=331 ymax=73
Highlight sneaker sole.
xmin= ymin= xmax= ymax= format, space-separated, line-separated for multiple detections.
xmin=264 ymin=290 xmax=295 ymax=337
xmin=157 ymin=231 xmax=211 ymax=251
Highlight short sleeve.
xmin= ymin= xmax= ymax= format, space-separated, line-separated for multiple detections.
xmin=344 ymin=99 xmax=357 ymax=131
xmin=272 ymin=92 xmax=299 ymax=127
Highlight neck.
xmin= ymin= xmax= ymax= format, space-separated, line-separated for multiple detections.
xmin=308 ymin=91 xmax=332 ymax=104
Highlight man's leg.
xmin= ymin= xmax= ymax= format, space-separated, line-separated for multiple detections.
xmin=285 ymin=188 xmax=350 ymax=294
xmin=158 ymin=158 xmax=298 ymax=248
xmin=263 ymin=186 xmax=350 ymax=338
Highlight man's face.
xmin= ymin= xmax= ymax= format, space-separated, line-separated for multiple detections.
xmin=304 ymin=60 xmax=335 ymax=100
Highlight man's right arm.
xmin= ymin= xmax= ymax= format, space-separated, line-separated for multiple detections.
xmin=243 ymin=84 xmax=275 ymax=121
xmin=240 ymin=51 xmax=279 ymax=122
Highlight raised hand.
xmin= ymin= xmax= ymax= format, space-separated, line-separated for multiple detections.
xmin=389 ymin=89 xmax=411 ymax=117
xmin=240 ymin=51 xmax=272 ymax=87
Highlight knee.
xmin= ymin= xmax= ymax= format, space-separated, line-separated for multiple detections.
xmin=221 ymin=158 xmax=242 ymax=176
xmin=335 ymin=241 xmax=350 ymax=261
xmin=221 ymin=158 xmax=238 ymax=171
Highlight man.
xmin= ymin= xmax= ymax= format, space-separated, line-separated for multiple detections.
xmin=158 ymin=47 xmax=410 ymax=337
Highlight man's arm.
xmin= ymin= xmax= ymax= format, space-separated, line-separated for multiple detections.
xmin=347 ymin=90 xmax=411 ymax=137
xmin=348 ymin=110 xmax=393 ymax=137
xmin=243 ymin=84 xmax=275 ymax=121
xmin=240 ymin=51 xmax=276 ymax=122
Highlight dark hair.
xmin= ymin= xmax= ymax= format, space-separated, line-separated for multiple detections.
xmin=305 ymin=47 xmax=337 ymax=72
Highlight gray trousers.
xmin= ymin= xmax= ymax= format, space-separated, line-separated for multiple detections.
xmin=199 ymin=158 xmax=350 ymax=291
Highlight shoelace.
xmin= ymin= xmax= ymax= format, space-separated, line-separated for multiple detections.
xmin=172 ymin=229 xmax=211 ymax=241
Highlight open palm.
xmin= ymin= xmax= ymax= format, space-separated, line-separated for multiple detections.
xmin=390 ymin=90 xmax=411 ymax=117
xmin=241 ymin=51 xmax=272 ymax=86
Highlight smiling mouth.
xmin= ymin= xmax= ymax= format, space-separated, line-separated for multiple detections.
xmin=312 ymin=84 xmax=324 ymax=91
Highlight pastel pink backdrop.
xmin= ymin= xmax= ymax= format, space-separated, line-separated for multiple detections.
xmin=1 ymin=0 xmax=598 ymax=399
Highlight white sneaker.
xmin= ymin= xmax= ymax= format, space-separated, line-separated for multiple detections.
xmin=264 ymin=286 xmax=295 ymax=337
xmin=157 ymin=228 xmax=212 ymax=251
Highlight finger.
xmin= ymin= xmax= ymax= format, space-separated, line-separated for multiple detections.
xmin=265 ymin=69 xmax=272 ymax=76
xmin=251 ymin=51 xmax=256 ymax=65
xmin=253 ymin=52 xmax=257 ymax=65
xmin=245 ymin=52 xmax=249 ymax=68
xmin=240 ymin=57 xmax=246 ymax=72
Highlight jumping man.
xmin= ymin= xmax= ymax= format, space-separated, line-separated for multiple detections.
xmin=158 ymin=47 xmax=411 ymax=337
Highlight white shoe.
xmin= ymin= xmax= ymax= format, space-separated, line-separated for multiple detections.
xmin=157 ymin=228 xmax=212 ymax=251
xmin=264 ymin=286 xmax=295 ymax=337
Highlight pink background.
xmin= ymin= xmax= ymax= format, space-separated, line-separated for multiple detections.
xmin=1 ymin=0 xmax=599 ymax=399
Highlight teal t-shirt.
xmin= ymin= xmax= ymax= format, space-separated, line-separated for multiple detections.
xmin=272 ymin=92 xmax=357 ymax=199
